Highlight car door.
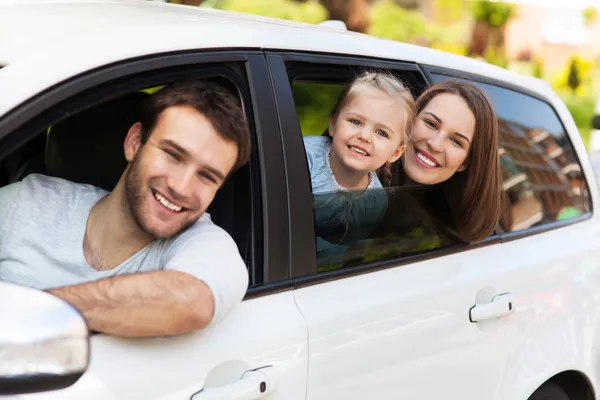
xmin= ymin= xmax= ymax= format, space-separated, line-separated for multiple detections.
xmin=268 ymin=52 xmax=598 ymax=399
xmin=0 ymin=51 xmax=308 ymax=399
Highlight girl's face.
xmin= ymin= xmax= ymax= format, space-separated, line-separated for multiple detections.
xmin=329 ymin=87 xmax=406 ymax=179
xmin=404 ymin=93 xmax=475 ymax=185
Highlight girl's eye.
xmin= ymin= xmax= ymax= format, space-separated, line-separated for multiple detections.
xmin=349 ymin=119 xmax=361 ymax=126
xmin=376 ymin=129 xmax=389 ymax=138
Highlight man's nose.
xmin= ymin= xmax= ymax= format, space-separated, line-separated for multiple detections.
xmin=168 ymin=167 xmax=195 ymax=200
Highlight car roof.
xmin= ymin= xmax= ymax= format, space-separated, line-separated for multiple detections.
xmin=0 ymin=0 xmax=552 ymax=98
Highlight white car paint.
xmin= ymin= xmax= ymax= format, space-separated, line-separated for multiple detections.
xmin=1 ymin=1 xmax=600 ymax=399
xmin=9 ymin=293 xmax=308 ymax=400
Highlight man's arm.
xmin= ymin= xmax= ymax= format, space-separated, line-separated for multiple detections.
xmin=49 ymin=270 xmax=214 ymax=337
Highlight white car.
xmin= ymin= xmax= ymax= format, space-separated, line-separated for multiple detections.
xmin=1 ymin=1 xmax=599 ymax=399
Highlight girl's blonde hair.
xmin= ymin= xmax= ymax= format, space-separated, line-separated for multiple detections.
xmin=325 ymin=70 xmax=416 ymax=186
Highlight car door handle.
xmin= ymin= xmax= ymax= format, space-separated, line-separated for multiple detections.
xmin=191 ymin=367 xmax=274 ymax=400
xmin=469 ymin=293 xmax=515 ymax=323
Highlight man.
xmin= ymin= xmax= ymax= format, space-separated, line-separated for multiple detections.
xmin=0 ymin=80 xmax=251 ymax=338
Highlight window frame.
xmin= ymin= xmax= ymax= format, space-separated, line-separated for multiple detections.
xmin=421 ymin=64 xmax=593 ymax=244
xmin=0 ymin=50 xmax=289 ymax=297
xmin=266 ymin=51 xmax=502 ymax=286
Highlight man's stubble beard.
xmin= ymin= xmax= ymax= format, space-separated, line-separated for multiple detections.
xmin=124 ymin=155 xmax=196 ymax=240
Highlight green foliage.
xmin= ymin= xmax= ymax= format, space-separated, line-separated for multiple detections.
xmin=370 ymin=0 xmax=468 ymax=53
xmin=583 ymin=6 xmax=598 ymax=26
xmin=568 ymin=59 xmax=582 ymax=94
xmin=292 ymin=82 xmax=344 ymax=136
xmin=559 ymin=91 xmax=595 ymax=148
xmin=483 ymin=46 xmax=507 ymax=68
xmin=532 ymin=58 xmax=544 ymax=79
xmin=553 ymin=56 xmax=594 ymax=96
xmin=214 ymin=0 xmax=327 ymax=23
xmin=370 ymin=0 xmax=434 ymax=44
xmin=433 ymin=0 xmax=466 ymax=25
xmin=471 ymin=0 xmax=514 ymax=27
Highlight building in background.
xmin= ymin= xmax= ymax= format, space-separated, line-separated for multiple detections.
xmin=504 ymin=0 xmax=600 ymax=70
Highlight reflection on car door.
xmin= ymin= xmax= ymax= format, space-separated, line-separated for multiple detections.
xmin=294 ymin=240 xmax=525 ymax=400
xmin=11 ymin=294 xmax=308 ymax=400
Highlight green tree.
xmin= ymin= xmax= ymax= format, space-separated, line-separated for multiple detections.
xmin=467 ymin=0 xmax=514 ymax=65
xmin=212 ymin=0 xmax=327 ymax=24
xmin=583 ymin=6 xmax=598 ymax=26
xmin=568 ymin=58 xmax=582 ymax=94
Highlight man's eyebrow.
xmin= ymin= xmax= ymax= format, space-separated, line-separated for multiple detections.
xmin=161 ymin=139 xmax=227 ymax=182
xmin=424 ymin=112 xmax=471 ymax=144
xmin=161 ymin=139 xmax=189 ymax=156
xmin=204 ymin=166 xmax=226 ymax=183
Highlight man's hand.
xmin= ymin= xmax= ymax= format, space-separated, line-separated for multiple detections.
xmin=48 ymin=270 xmax=214 ymax=338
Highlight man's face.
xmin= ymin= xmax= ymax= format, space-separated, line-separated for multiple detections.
xmin=123 ymin=105 xmax=238 ymax=239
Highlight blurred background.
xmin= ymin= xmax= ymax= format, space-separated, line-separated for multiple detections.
xmin=151 ymin=0 xmax=600 ymax=152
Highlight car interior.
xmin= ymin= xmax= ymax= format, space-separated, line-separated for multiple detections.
xmin=0 ymin=82 xmax=253 ymax=266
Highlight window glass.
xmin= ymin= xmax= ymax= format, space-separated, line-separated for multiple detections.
xmin=313 ymin=186 xmax=461 ymax=272
xmin=432 ymin=74 xmax=591 ymax=232
xmin=0 ymin=76 xmax=259 ymax=270
xmin=292 ymin=81 xmax=344 ymax=136
xmin=292 ymin=78 xmax=461 ymax=273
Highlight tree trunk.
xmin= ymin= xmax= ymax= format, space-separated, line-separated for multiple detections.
xmin=467 ymin=20 xmax=489 ymax=57
xmin=319 ymin=0 xmax=370 ymax=33
xmin=173 ymin=0 xmax=206 ymax=6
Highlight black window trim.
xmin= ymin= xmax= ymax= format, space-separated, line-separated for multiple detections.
xmin=421 ymin=64 xmax=593 ymax=243
xmin=0 ymin=49 xmax=290 ymax=298
xmin=265 ymin=51 xmax=506 ymax=288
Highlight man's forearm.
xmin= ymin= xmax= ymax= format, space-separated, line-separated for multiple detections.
xmin=48 ymin=270 xmax=214 ymax=337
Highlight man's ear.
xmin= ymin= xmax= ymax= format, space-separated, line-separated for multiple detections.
xmin=124 ymin=122 xmax=143 ymax=162
xmin=388 ymin=144 xmax=406 ymax=164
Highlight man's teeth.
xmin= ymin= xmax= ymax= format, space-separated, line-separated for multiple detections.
xmin=350 ymin=146 xmax=368 ymax=156
xmin=154 ymin=192 xmax=182 ymax=212
xmin=417 ymin=151 xmax=438 ymax=167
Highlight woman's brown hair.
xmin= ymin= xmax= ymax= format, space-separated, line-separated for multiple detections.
xmin=396 ymin=79 xmax=502 ymax=243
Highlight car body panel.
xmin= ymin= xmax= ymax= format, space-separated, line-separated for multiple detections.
xmin=1 ymin=1 xmax=599 ymax=399
xmin=6 ymin=293 xmax=308 ymax=399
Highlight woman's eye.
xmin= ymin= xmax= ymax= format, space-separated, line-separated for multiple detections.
xmin=424 ymin=119 xmax=436 ymax=129
xmin=451 ymin=137 xmax=464 ymax=148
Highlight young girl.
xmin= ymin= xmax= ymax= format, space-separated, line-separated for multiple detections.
xmin=303 ymin=71 xmax=416 ymax=268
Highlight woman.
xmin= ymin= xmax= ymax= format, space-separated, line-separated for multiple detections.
xmin=390 ymin=79 xmax=502 ymax=243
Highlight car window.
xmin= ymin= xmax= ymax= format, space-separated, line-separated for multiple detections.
xmin=292 ymin=81 xmax=344 ymax=136
xmin=431 ymin=74 xmax=591 ymax=232
xmin=290 ymin=72 xmax=464 ymax=273
xmin=0 ymin=75 xmax=261 ymax=278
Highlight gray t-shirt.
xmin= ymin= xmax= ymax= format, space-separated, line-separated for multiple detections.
xmin=0 ymin=174 xmax=248 ymax=325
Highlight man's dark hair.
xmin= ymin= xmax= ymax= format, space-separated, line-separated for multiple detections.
xmin=138 ymin=79 xmax=251 ymax=170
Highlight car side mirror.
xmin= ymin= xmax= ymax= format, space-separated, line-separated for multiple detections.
xmin=0 ymin=282 xmax=89 ymax=395
xmin=592 ymin=115 xmax=600 ymax=130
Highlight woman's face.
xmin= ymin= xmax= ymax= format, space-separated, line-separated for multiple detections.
xmin=404 ymin=93 xmax=475 ymax=185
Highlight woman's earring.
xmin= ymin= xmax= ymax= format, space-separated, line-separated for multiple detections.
xmin=458 ymin=165 xmax=467 ymax=172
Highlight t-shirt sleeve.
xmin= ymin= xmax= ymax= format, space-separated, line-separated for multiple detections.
xmin=0 ymin=181 xmax=22 ymax=237
xmin=161 ymin=218 xmax=249 ymax=326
